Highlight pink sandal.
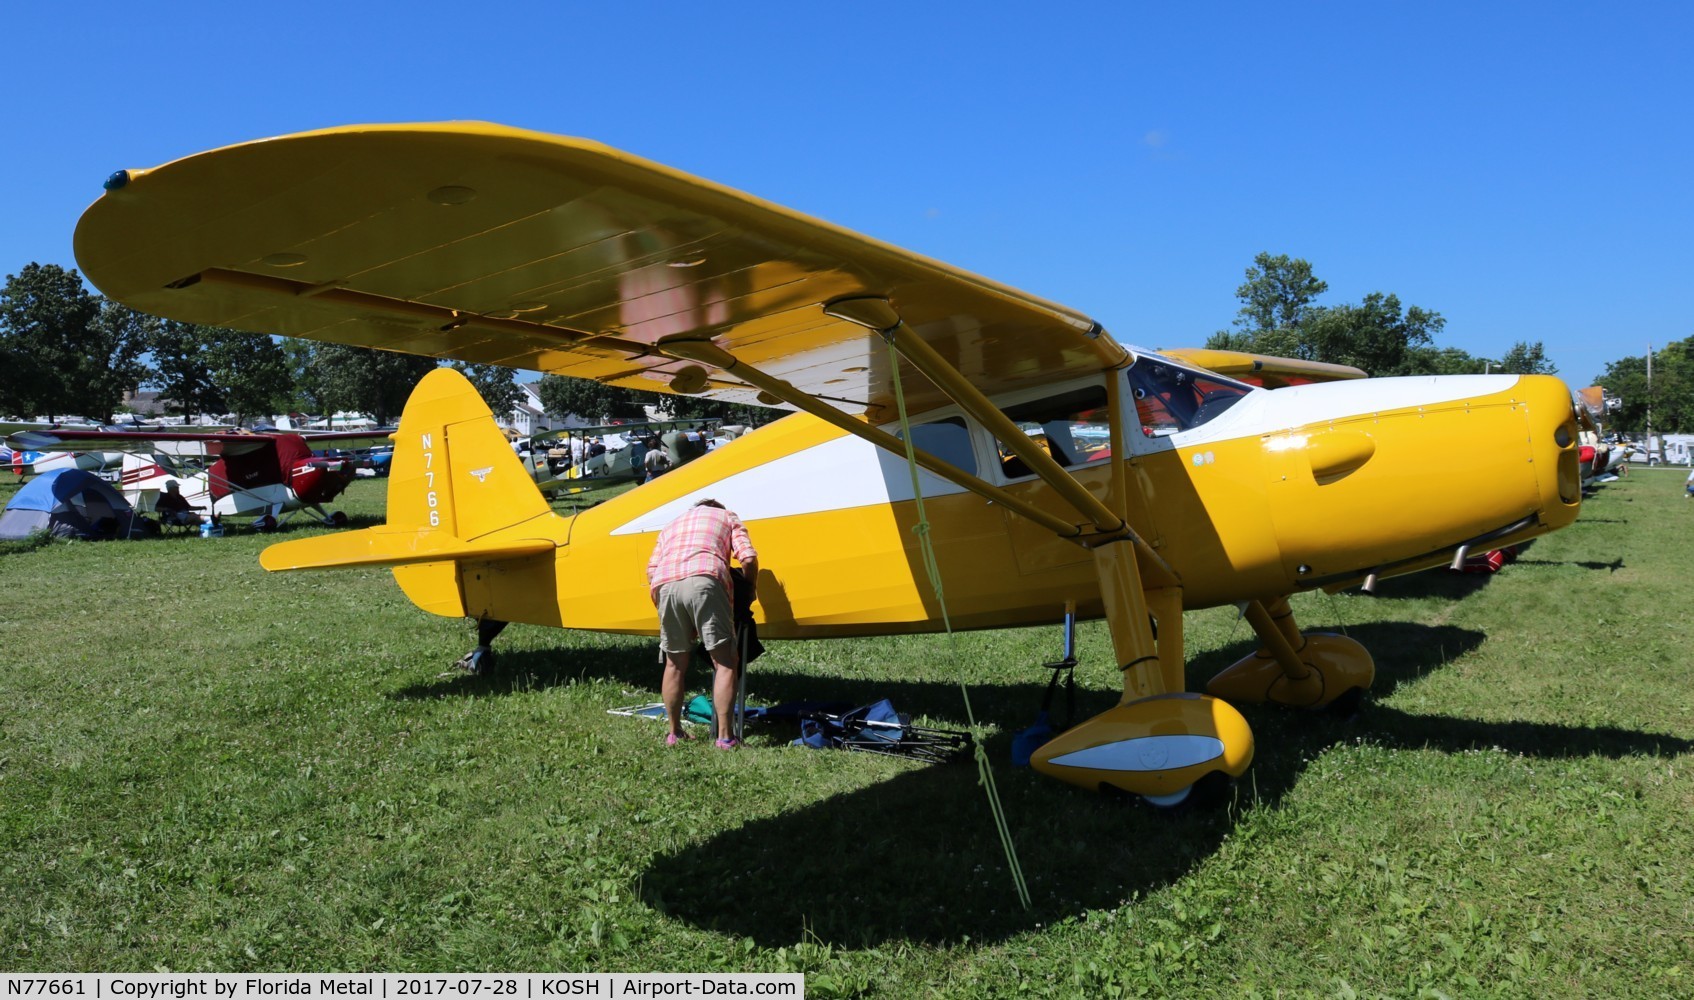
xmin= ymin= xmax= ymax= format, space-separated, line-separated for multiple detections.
xmin=665 ymin=731 xmax=695 ymax=746
xmin=714 ymin=737 xmax=740 ymax=750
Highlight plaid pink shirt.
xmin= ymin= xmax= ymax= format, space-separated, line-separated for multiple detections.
xmin=646 ymin=505 xmax=757 ymax=603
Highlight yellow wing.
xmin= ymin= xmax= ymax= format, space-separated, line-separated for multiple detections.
xmin=76 ymin=122 xmax=1123 ymax=420
xmin=1156 ymin=349 xmax=1366 ymax=388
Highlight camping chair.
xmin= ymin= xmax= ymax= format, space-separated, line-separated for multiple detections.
xmin=795 ymin=699 xmax=973 ymax=764
xmin=157 ymin=512 xmax=199 ymax=536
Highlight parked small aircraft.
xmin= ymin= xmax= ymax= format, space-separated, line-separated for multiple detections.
xmin=4 ymin=428 xmax=392 ymax=526
xmin=1 ymin=423 xmax=112 ymax=477
xmin=525 ymin=418 xmax=729 ymax=490
xmin=72 ymin=123 xmax=1584 ymax=805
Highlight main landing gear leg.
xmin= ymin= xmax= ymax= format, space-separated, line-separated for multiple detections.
xmin=1207 ymin=597 xmax=1374 ymax=710
xmin=455 ymin=618 xmax=508 ymax=675
xmin=1031 ymin=538 xmax=1254 ymax=808
xmin=308 ymin=504 xmax=349 ymax=527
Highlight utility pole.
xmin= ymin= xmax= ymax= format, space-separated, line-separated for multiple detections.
xmin=1646 ymin=341 xmax=1654 ymax=463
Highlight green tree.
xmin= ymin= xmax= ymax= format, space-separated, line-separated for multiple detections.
xmin=78 ymin=300 xmax=155 ymax=423
xmin=535 ymin=374 xmax=777 ymax=427
xmin=450 ymin=362 xmax=525 ymax=419
xmin=1411 ymin=345 xmax=1485 ymax=375
xmin=0 ymin=263 xmax=122 ymax=421
xmin=1229 ymin=252 xmax=1328 ymax=339
xmin=653 ymin=393 xmax=776 ymax=426
xmin=208 ymin=333 xmax=295 ymax=425
xmin=536 ymin=375 xmax=651 ymax=422
xmin=282 ymin=339 xmax=328 ymax=415
xmin=148 ymin=320 xmax=224 ymax=420
xmin=1495 ymin=340 xmax=1558 ymax=375
xmin=1596 ymin=339 xmax=1694 ymax=434
xmin=1204 ymin=253 xmax=1449 ymax=377
xmin=1301 ymin=293 xmax=1446 ymax=376
xmin=308 ymin=344 xmax=438 ymax=425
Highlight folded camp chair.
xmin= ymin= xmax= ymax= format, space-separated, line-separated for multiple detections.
xmin=795 ymin=699 xmax=973 ymax=764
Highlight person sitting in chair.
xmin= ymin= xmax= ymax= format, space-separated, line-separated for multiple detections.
xmin=155 ymin=480 xmax=204 ymax=527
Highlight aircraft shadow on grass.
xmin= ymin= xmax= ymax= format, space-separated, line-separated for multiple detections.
xmin=1512 ymin=557 xmax=1627 ymax=572
xmin=395 ymin=622 xmax=1693 ymax=947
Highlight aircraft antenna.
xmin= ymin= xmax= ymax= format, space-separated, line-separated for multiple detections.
xmin=883 ymin=337 xmax=1031 ymax=911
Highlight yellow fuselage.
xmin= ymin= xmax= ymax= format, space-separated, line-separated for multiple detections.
xmin=390 ymin=368 xmax=1580 ymax=640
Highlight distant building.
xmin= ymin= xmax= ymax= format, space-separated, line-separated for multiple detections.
xmin=505 ymin=381 xmax=592 ymax=436
xmin=119 ymin=390 xmax=167 ymax=417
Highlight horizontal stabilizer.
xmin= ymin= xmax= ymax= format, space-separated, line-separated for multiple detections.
xmin=261 ymin=525 xmax=555 ymax=571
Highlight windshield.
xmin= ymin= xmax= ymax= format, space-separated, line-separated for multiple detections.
xmin=1127 ymin=360 xmax=1251 ymax=437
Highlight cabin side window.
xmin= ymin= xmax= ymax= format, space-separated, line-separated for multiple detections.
xmin=995 ymin=385 xmax=1110 ymax=479
xmin=1126 ymin=360 xmax=1250 ymax=437
xmin=895 ymin=416 xmax=977 ymax=476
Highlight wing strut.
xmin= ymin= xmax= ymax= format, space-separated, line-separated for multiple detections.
xmin=816 ymin=297 xmax=1177 ymax=589
xmin=658 ymin=340 xmax=1088 ymax=541
xmin=824 ymin=297 xmax=1132 ymax=535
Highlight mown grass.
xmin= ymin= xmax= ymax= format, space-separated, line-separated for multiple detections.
xmin=1 ymin=471 xmax=1690 ymax=996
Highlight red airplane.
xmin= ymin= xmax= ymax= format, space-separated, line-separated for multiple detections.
xmin=5 ymin=428 xmax=393 ymax=528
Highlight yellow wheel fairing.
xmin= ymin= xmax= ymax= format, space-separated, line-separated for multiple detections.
xmin=1030 ymin=694 xmax=1255 ymax=799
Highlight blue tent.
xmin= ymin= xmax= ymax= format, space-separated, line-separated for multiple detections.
xmin=0 ymin=469 xmax=142 ymax=541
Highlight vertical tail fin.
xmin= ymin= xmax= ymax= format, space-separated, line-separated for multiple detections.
xmin=118 ymin=452 xmax=174 ymax=505
xmin=259 ymin=368 xmax=559 ymax=575
xmin=386 ymin=367 xmax=552 ymax=539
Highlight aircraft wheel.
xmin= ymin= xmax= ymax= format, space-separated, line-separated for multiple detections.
xmin=327 ymin=510 xmax=350 ymax=527
xmin=1142 ymin=770 xmax=1232 ymax=812
xmin=454 ymin=646 xmax=494 ymax=676
xmin=1142 ymin=785 xmax=1193 ymax=809
xmin=253 ymin=514 xmax=278 ymax=533
xmin=1327 ymin=686 xmax=1367 ymax=719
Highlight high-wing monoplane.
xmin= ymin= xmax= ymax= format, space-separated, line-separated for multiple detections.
xmin=72 ymin=123 xmax=1584 ymax=805
xmin=4 ymin=428 xmax=392 ymax=527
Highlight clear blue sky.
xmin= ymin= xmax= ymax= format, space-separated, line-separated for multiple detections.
xmin=4 ymin=2 xmax=1688 ymax=386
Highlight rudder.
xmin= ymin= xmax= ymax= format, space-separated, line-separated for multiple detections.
xmin=386 ymin=367 xmax=552 ymax=539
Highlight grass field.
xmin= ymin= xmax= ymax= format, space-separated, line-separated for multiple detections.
xmin=1 ymin=469 xmax=1690 ymax=996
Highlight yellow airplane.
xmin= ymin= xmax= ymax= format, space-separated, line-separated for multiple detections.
xmin=74 ymin=123 xmax=1584 ymax=806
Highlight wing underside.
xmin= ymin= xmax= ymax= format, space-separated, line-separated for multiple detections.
xmin=76 ymin=122 xmax=1121 ymax=421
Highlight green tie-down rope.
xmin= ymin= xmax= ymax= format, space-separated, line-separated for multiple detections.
xmin=883 ymin=336 xmax=1031 ymax=911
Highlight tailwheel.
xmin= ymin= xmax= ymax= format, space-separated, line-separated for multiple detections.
xmin=451 ymin=619 xmax=508 ymax=677
xmin=1030 ymin=693 xmax=1254 ymax=806
xmin=454 ymin=646 xmax=495 ymax=675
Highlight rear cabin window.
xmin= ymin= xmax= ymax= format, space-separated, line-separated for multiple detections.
xmin=996 ymin=385 xmax=1111 ymax=479
xmin=1127 ymin=361 xmax=1250 ymax=437
xmin=896 ymin=416 xmax=977 ymax=475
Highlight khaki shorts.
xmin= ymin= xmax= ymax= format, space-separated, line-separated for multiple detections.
xmin=657 ymin=576 xmax=735 ymax=654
